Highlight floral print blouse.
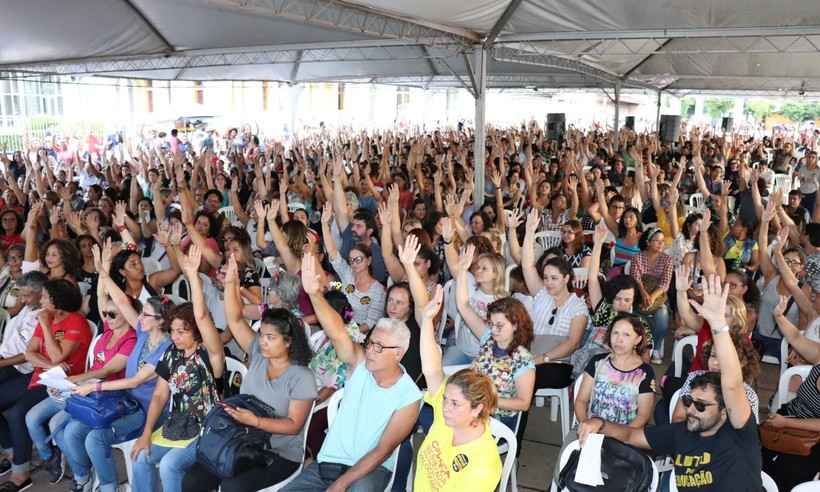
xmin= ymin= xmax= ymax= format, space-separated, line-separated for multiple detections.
xmin=471 ymin=330 xmax=535 ymax=418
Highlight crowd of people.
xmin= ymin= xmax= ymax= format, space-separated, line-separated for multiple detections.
xmin=0 ymin=120 xmax=816 ymax=492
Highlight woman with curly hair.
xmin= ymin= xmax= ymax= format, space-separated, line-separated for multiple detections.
xmin=455 ymin=244 xmax=535 ymax=429
xmin=182 ymin=253 xmax=317 ymax=492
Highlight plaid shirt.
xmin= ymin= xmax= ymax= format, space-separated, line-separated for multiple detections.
xmin=629 ymin=251 xmax=674 ymax=292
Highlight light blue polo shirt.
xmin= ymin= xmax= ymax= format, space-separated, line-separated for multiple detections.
xmin=318 ymin=362 xmax=422 ymax=471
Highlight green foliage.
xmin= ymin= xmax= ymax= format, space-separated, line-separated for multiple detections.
xmin=703 ymin=98 xmax=735 ymax=119
xmin=680 ymin=97 xmax=696 ymax=116
xmin=779 ymin=101 xmax=820 ymax=122
xmin=743 ymin=100 xmax=774 ymax=121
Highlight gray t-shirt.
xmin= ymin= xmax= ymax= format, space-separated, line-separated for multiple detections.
xmin=241 ymin=339 xmax=318 ymax=463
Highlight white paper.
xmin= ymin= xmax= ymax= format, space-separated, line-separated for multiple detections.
xmin=38 ymin=366 xmax=77 ymax=392
xmin=575 ymin=433 xmax=605 ymax=486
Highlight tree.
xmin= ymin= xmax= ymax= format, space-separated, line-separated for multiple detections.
xmin=743 ymin=100 xmax=774 ymax=121
xmin=680 ymin=97 xmax=696 ymax=116
xmin=704 ymin=98 xmax=735 ymax=119
xmin=780 ymin=101 xmax=820 ymax=122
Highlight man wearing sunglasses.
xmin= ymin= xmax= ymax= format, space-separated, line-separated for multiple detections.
xmin=579 ymin=275 xmax=761 ymax=491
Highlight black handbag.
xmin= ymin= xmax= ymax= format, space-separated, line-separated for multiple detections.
xmin=557 ymin=437 xmax=654 ymax=492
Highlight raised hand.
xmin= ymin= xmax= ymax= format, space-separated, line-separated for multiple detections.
xmin=114 ymin=201 xmax=128 ymax=227
xmin=688 ymin=274 xmax=729 ymax=326
xmin=266 ymin=200 xmax=279 ymax=222
xmin=593 ymin=220 xmax=609 ymax=245
xmin=300 ymin=252 xmax=321 ymax=296
xmin=506 ymin=209 xmax=523 ymax=230
xmin=320 ymin=201 xmax=333 ymax=225
xmin=179 ymin=244 xmax=202 ymax=277
xmin=156 ymin=220 xmax=171 ymax=246
xmin=224 ymin=253 xmax=239 ymax=286
xmin=377 ymin=202 xmax=390 ymax=227
xmin=772 ymin=295 xmax=789 ymax=318
xmin=397 ymin=234 xmax=420 ymax=267
xmin=441 ymin=217 xmax=454 ymax=243
xmin=525 ymin=207 xmax=541 ymax=234
xmin=457 ymin=244 xmax=475 ymax=273
xmin=253 ymin=199 xmax=266 ymax=221
xmin=675 ymin=264 xmax=692 ymax=291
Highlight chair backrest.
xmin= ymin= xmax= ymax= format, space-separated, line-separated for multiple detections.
xmin=761 ymin=471 xmax=779 ymax=492
xmin=771 ymin=364 xmax=812 ymax=413
xmin=778 ymin=337 xmax=790 ymax=378
xmin=791 ymin=480 xmax=820 ymax=491
xmin=669 ymin=388 xmax=682 ymax=423
xmin=551 ymin=439 xmax=582 ymax=491
xmin=170 ymin=276 xmax=191 ymax=300
xmin=142 ymin=258 xmax=162 ymax=276
xmin=672 ymin=335 xmax=698 ymax=378
xmin=689 ymin=193 xmax=705 ymax=209
xmin=218 ymin=206 xmax=240 ymax=225
xmin=442 ymin=364 xmax=471 ymax=376
xmin=489 ymin=417 xmax=518 ymax=492
xmin=86 ymin=333 xmax=103 ymax=370
xmin=327 ymin=387 xmax=344 ymax=425
xmin=504 ymin=263 xmax=516 ymax=293
xmin=570 ymin=375 xmax=584 ymax=429
xmin=0 ymin=307 xmax=9 ymax=338
xmin=572 ymin=267 xmax=589 ymax=290
xmin=535 ymin=230 xmax=562 ymax=251
xmin=87 ymin=320 xmax=99 ymax=340
xmin=225 ymin=356 xmax=248 ymax=392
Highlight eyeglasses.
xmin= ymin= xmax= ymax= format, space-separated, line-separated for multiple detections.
xmin=141 ymin=312 xmax=162 ymax=319
xmin=784 ymin=259 xmax=803 ymax=267
xmin=365 ymin=340 xmax=401 ymax=353
xmin=680 ymin=394 xmax=717 ymax=412
xmin=102 ymin=311 xmax=119 ymax=319
xmin=349 ymin=256 xmax=366 ymax=265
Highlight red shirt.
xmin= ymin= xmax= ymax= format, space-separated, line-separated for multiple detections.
xmin=688 ymin=322 xmax=711 ymax=372
xmin=29 ymin=312 xmax=92 ymax=388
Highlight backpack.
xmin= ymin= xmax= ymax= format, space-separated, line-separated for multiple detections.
xmin=557 ymin=437 xmax=654 ymax=492
xmin=196 ymin=394 xmax=278 ymax=478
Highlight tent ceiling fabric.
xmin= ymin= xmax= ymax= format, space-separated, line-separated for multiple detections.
xmin=3 ymin=0 xmax=820 ymax=94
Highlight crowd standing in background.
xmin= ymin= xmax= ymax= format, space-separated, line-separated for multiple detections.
xmin=0 ymin=120 xmax=816 ymax=492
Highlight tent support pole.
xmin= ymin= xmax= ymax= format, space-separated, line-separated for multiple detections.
xmin=656 ymin=90 xmax=662 ymax=132
xmin=473 ymin=47 xmax=488 ymax=209
xmin=613 ymin=82 xmax=621 ymax=145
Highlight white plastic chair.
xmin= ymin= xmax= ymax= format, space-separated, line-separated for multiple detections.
xmin=672 ymin=335 xmax=698 ymax=378
xmin=86 ymin=333 xmax=103 ymax=370
xmin=225 ymin=356 xmax=248 ymax=387
xmin=489 ymin=417 xmax=519 ymax=492
xmin=535 ymin=231 xmax=562 ymax=251
xmin=164 ymin=294 xmax=186 ymax=305
xmin=762 ymin=471 xmax=779 ymax=492
xmin=550 ymin=439 xmax=658 ymax=492
xmin=535 ymin=376 xmax=582 ymax=441
xmin=218 ymin=206 xmax=241 ymax=226
xmin=326 ymin=389 xmax=399 ymax=492
xmin=257 ymin=401 xmax=317 ymax=492
xmin=669 ymin=388 xmax=682 ymax=424
xmin=791 ymin=480 xmax=820 ymax=491
xmin=0 ymin=307 xmax=9 ymax=339
xmin=761 ymin=338 xmax=790 ymax=377
xmin=770 ymin=364 xmax=812 ymax=413
xmin=504 ymin=263 xmax=516 ymax=293
xmin=142 ymin=258 xmax=162 ymax=276
xmin=87 ymin=320 xmax=99 ymax=340
xmin=111 ymin=439 xmax=136 ymax=492
xmin=773 ymin=174 xmax=792 ymax=199
xmin=572 ymin=268 xmax=588 ymax=290
xmin=688 ymin=193 xmax=705 ymax=212
xmin=436 ymin=279 xmax=455 ymax=345
xmin=170 ymin=276 xmax=191 ymax=300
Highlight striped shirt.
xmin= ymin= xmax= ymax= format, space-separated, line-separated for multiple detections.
xmin=530 ymin=291 xmax=589 ymax=340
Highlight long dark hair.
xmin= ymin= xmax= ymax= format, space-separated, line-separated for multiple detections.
xmin=110 ymin=250 xmax=142 ymax=291
xmin=40 ymin=239 xmax=82 ymax=280
xmin=260 ymin=308 xmax=313 ymax=366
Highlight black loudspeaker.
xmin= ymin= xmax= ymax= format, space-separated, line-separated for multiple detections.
xmin=722 ymin=117 xmax=734 ymax=132
xmin=659 ymin=115 xmax=681 ymax=143
xmin=625 ymin=116 xmax=635 ymax=130
xmin=547 ymin=113 xmax=566 ymax=141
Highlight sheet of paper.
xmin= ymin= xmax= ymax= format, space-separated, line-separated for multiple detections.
xmin=39 ymin=366 xmax=77 ymax=392
xmin=575 ymin=433 xmax=605 ymax=486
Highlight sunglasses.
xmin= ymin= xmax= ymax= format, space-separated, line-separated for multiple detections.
xmin=548 ymin=307 xmax=558 ymax=327
xmin=680 ymin=394 xmax=717 ymax=412
xmin=102 ymin=311 xmax=119 ymax=319
xmin=349 ymin=256 xmax=366 ymax=265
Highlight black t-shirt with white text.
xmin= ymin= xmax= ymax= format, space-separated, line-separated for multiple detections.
xmin=644 ymin=415 xmax=761 ymax=491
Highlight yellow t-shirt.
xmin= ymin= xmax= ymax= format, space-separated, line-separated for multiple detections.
xmin=413 ymin=380 xmax=502 ymax=492
xmin=655 ymin=205 xmax=685 ymax=247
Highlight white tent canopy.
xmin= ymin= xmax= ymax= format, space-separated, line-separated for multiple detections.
xmin=3 ymin=0 xmax=820 ymax=96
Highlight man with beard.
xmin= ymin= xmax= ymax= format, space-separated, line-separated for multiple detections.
xmin=579 ymin=275 xmax=761 ymax=491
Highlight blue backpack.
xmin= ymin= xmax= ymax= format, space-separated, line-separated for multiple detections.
xmin=196 ymin=394 xmax=278 ymax=478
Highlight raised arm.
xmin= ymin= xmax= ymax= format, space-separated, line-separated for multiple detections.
xmin=758 ymin=197 xmax=777 ymax=281
xmin=265 ymin=200 xmax=301 ymax=275
xmin=594 ymin=179 xmax=619 ymax=235
xmin=675 ymin=264 xmax=702 ymax=335
xmin=378 ymin=203 xmax=405 ymax=283
xmin=223 ymin=253 xmax=255 ymax=354
xmin=689 ymin=274 xmax=751 ymax=429
xmin=771 ymin=228 xmax=817 ymax=318
xmin=331 ymin=157 xmax=351 ymax=232
xmin=454 ymin=245 xmax=489 ymax=339
xmin=419 ymin=285 xmax=446 ymax=396
xmin=521 ymin=208 xmax=544 ymax=295
xmin=588 ymin=221 xmax=608 ymax=308
xmin=179 ymin=245 xmax=225 ymax=378
xmin=301 ymin=252 xmax=363 ymax=366
xmin=320 ymin=202 xmax=341 ymax=261
xmin=506 ymin=209 xmax=523 ymax=265
xmin=396 ymin=234 xmax=430 ymax=322
xmin=773 ymin=296 xmax=820 ymax=364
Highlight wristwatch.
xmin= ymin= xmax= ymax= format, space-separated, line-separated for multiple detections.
xmin=710 ymin=323 xmax=730 ymax=336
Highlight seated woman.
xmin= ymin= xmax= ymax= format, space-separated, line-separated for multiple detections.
xmin=0 ymin=279 xmax=91 ymax=492
xmin=558 ymin=219 xmax=591 ymax=269
xmin=522 ymin=209 xmax=589 ymax=390
xmin=761 ymin=294 xmax=820 ymax=490
xmin=130 ymin=245 xmax=225 ymax=492
xmin=575 ymin=315 xmax=655 ymax=444
xmin=413 ymin=284 xmax=502 ymax=491
xmin=571 ymin=221 xmax=646 ymax=377
xmin=629 ymin=227 xmax=673 ymax=364
xmin=321 ymin=203 xmax=386 ymax=332
xmin=22 ymin=202 xmax=82 ymax=283
xmin=672 ymin=333 xmax=761 ymax=423
xmin=45 ymin=291 xmax=138 ymax=489
xmin=455 ymin=244 xmax=535 ymax=430
xmin=183 ymin=254 xmax=316 ymax=492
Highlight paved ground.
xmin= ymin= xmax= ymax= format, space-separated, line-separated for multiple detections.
xmin=10 ymin=355 xmax=781 ymax=492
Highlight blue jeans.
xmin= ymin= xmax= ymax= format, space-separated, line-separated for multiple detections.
xmin=132 ymin=439 xmax=199 ymax=492
xmin=85 ymin=409 xmax=147 ymax=492
xmin=647 ymin=305 xmax=670 ymax=356
xmin=25 ymin=397 xmax=67 ymax=461
xmin=54 ymin=418 xmax=93 ymax=482
xmin=280 ymin=461 xmax=391 ymax=492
